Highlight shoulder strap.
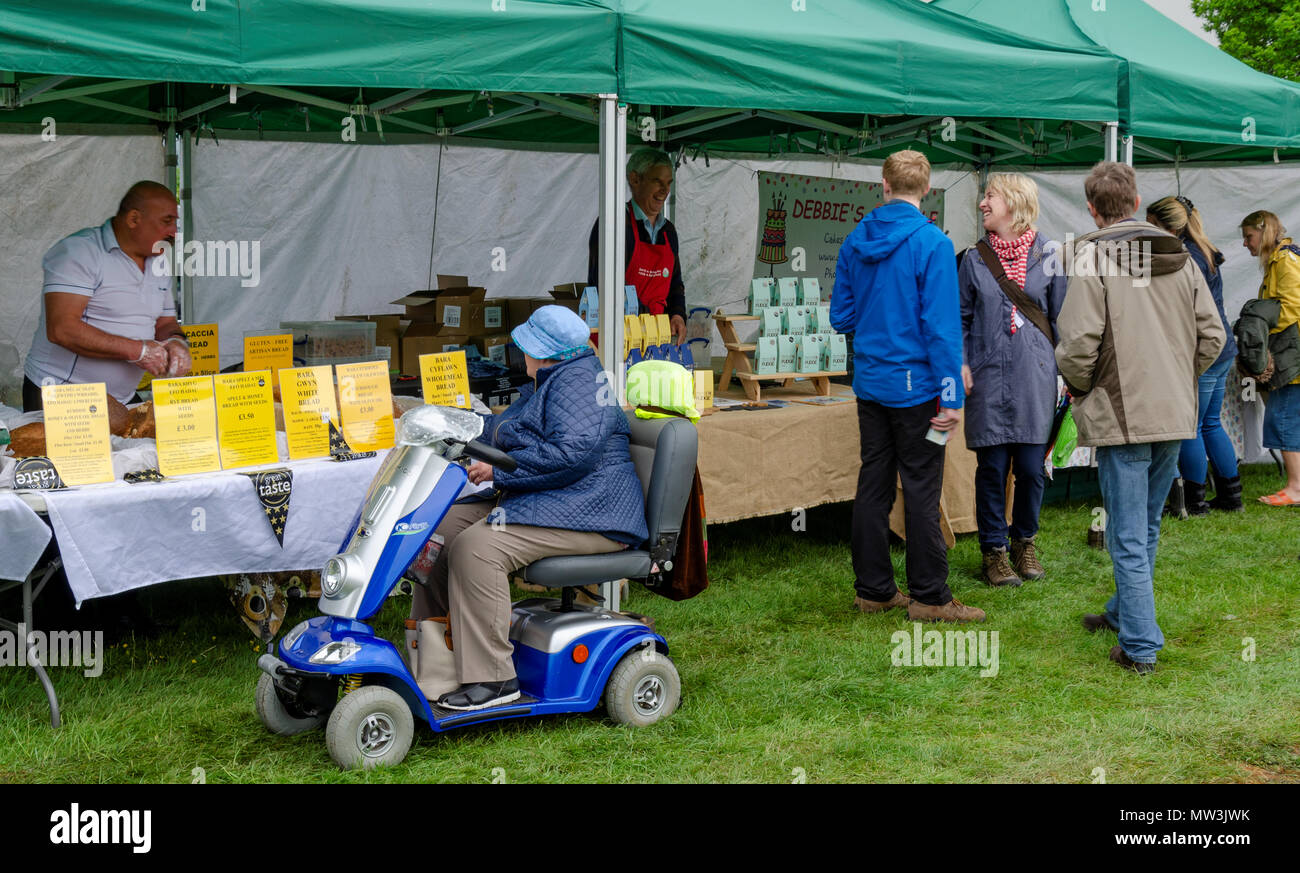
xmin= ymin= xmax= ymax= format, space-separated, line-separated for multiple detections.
xmin=975 ymin=239 xmax=1055 ymax=347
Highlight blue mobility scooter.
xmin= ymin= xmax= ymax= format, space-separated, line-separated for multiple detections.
xmin=255 ymin=404 xmax=698 ymax=769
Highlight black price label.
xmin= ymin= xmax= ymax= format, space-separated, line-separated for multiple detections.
xmin=13 ymin=457 xmax=65 ymax=491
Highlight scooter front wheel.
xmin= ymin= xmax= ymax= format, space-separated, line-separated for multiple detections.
xmin=326 ymin=684 xmax=414 ymax=770
xmin=256 ymin=673 xmax=328 ymax=736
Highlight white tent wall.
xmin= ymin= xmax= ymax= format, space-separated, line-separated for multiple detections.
xmin=189 ymin=139 xmax=598 ymax=367
xmin=1017 ymin=163 xmax=1300 ymax=463
xmin=0 ymin=133 xmax=165 ymax=407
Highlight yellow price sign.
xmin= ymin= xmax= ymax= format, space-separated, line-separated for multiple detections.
xmin=182 ymin=323 xmax=220 ymax=376
xmin=243 ymin=332 xmax=293 ymax=387
xmin=153 ymin=375 xmax=221 ymax=476
xmin=419 ymin=351 xmax=472 ymax=410
xmin=336 ymin=360 xmax=394 ymax=452
xmin=214 ymin=371 xmax=278 ymax=469
xmin=40 ymin=382 xmax=115 ymax=486
xmin=280 ymin=365 xmax=340 ymax=460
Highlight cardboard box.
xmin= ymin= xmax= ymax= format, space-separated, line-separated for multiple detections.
xmin=777 ymin=335 xmax=798 ymax=373
xmin=797 ymin=334 xmax=825 ymax=373
xmin=392 ymin=274 xmax=492 ymax=332
xmin=823 ymin=333 xmax=848 ymax=371
xmin=469 ymin=372 xmax=531 ymax=409
xmin=336 ymin=314 xmax=404 ymax=359
xmin=784 ymin=306 xmax=807 ymax=337
xmin=578 ymin=286 xmax=600 ymax=328
xmin=777 ymin=277 xmax=800 ymax=308
xmin=755 ymin=336 xmax=779 ymax=374
xmin=799 ymin=278 xmax=822 ymax=306
xmin=550 ymin=283 xmax=584 ymax=315
xmin=625 ymin=285 xmax=640 ymax=316
xmin=401 ymin=322 xmax=478 ymax=375
xmin=478 ymin=333 xmax=514 ymax=367
xmin=750 ymin=278 xmax=775 ymax=315
xmin=693 ymin=369 xmax=714 ymax=410
xmin=624 ymin=314 xmax=643 ymax=357
xmin=655 ymin=313 xmax=671 ymax=341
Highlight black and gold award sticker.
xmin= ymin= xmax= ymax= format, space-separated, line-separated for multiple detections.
xmin=13 ymin=456 xmax=66 ymax=491
xmin=242 ymin=468 xmax=293 ymax=546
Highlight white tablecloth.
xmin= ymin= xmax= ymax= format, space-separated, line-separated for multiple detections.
xmin=0 ymin=491 xmax=52 ymax=582
xmin=37 ymin=453 xmax=386 ymax=605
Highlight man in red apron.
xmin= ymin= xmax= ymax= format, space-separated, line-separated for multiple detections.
xmin=587 ymin=148 xmax=687 ymax=344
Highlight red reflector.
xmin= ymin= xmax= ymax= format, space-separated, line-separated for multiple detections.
xmin=572 ymin=644 xmax=589 ymax=664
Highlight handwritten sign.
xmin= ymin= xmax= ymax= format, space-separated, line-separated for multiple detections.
xmin=419 ymin=351 xmax=471 ymax=410
xmin=41 ymin=383 xmax=115 ymax=485
xmin=153 ymin=375 xmax=221 ymax=476
xmin=336 ymin=361 xmax=394 ymax=452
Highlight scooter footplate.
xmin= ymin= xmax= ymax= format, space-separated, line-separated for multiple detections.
xmin=430 ymin=694 xmax=539 ymax=727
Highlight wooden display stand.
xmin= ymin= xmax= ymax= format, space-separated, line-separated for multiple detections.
xmin=713 ymin=313 xmax=848 ymax=402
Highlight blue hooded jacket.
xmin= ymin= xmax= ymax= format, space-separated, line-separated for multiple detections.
xmin=830 ymin=200 xmax=965 ymax=410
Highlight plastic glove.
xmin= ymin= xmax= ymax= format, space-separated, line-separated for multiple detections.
xmin=132 ymin=340 xmax=169 ymax=376
xmin=164 ymin=337 xmax=193 ymax=377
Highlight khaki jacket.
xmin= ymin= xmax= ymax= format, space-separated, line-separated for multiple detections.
xmin=1054 ymin=220 xmax=1226 ymax=447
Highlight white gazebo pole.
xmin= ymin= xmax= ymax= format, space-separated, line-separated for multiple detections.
xmin=180 ymin=130 xmax=195 ymax=323
xmin=1104 ymin=121 xmax=1119 ymax=162
xmin=597 ymin=93 xmax=628 ymax=611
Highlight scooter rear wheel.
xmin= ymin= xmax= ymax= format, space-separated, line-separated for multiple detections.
xmin=256 ymin=672 xmax=328 ymax=736
xmin=326 ymin=684 xmax=414 ymax=770
xmin=604 ymin=647 xmax=680 ymax=727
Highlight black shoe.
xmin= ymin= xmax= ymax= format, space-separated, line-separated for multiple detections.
xmin=436 ymin=678 xmax=521 ymax=711
xmin=1082 ymin=613 xmax=1115 ymax=633
xmin=1163 ymin=478 xmax=1187 ymax=520
xmin=1208 ymin=473 xmax=1244 ymax=513
xmin=1109 ymin=645 xmax=1155 ymax=675
xmin=1184 ymin=479 xmax=1210 ymax=516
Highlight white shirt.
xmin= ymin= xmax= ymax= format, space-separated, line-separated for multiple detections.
xmin=25 ymin=219 xmax=175 ymax=403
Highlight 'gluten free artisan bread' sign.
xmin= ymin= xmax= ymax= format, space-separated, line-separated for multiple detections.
xmin=40 ymin=382 xmax=115 ymax=486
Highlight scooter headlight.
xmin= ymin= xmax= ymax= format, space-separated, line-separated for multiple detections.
xmin=309 ymin=640 xmax=362 ymax=665
xmin=322 ymin=557 xmax=346 ymax=596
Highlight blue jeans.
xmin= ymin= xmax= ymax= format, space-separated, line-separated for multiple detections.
xmin=1097 ymin=441 xmax=1180 ymax=663
xmin=1178 ymin=356 xmax=1238 ymax=483
xmin=974 ymin=443 xmax=1047 ymax=551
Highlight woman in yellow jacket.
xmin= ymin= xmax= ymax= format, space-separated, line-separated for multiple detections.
xmin=1241 ymin=210 xmax=1300 ymax=505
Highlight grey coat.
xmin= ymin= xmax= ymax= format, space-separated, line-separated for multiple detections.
xmin=958 ymin=234 xmax=1068 ymax=449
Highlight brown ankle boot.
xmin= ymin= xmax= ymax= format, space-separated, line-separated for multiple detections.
xmin=1010 ymin=537 xmax=1045 ymax=581
xmin=853 ymin=590 xmax=911 ymax=613
xmin=907 ymin=598 xmax=987 ymax=623
xmin=981 ymin=547 xmax=1022 ymax=587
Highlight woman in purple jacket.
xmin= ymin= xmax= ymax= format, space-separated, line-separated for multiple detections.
xmin=959 ymin=173 xmax=1067 ymax=587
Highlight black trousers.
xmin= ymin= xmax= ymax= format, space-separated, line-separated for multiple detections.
xmin=22 ymin=376 xmax=44 ymax=412
xmin=851 ymin=397 xmax=952 ymax=606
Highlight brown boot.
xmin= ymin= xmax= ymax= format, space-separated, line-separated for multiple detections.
xmin=907 ymin=598 xmax=986 ymax=623
xmin=981 ymin=548 xmax=1022 ymax=587
xmin=853 ymin=590 xmax=911 ymax=613
xmin=1009 ymin=537 xmax=1045 ymax=581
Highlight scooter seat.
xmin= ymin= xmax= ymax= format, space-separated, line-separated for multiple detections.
xmin=522 ymin=550 xmax=653 ymax=587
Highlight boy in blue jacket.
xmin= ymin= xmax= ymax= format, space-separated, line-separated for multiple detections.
xmin=831 ymin=150 xmax=984 ymax=623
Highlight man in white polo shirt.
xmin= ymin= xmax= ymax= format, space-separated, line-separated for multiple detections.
xmin=23 ymin=180 xmax=193 ymax=410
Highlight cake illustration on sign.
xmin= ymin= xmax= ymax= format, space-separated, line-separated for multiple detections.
xmin=758 ymin=195 xmax=788 ymax=275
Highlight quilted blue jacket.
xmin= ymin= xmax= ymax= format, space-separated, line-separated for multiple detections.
xmin=480 ymin=349 xmax=648 ymax=546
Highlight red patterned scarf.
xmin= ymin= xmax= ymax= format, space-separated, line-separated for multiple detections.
xmin=987 ymin=228 xmax=1036 ymax=290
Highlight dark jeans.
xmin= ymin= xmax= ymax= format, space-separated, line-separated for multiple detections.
xmin=974 ymin=442 xmax=1047 ymax=551
xmin=851 ymin=397 xmax=952 ymax=606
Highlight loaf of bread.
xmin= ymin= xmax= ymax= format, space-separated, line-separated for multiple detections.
xmin=8 ymin=422 xmax=47 ymax=458
xmin=107 ymin=394 xmax=130 ymax=436
xmin=123 ymin=402 xmax=156 ymax=440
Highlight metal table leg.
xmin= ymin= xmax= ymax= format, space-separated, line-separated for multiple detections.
xmin=0 ymin=556 xmax=63 ymax=728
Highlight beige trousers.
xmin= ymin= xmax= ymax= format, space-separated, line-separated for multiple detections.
xmin=411 ymin=499 xmax=624 ymax=684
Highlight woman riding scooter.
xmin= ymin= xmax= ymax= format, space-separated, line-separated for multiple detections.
xmin=410 ymin=305 xmax=648 ymax=711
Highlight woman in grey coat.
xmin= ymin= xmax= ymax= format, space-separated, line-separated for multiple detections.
xmin=959 ymin=173 xmax=1067 ymax=587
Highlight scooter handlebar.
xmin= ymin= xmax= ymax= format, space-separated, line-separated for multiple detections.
xmin=462 ymin=439 xmax=518 ymax=472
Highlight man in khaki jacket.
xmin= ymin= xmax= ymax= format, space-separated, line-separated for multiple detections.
xmin=1054 ymin=162 xmax=1224 ymax=674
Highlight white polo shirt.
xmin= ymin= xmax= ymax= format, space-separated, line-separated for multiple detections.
xmin=25 ymin=219 xmax=175 ymax=403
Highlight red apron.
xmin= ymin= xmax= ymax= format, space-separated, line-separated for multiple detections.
xmin=625 ymin=204 xmax=675 ymax=315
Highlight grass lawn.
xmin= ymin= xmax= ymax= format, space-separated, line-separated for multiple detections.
xmin=2 ymin=463 xmax=1297 ymax=784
